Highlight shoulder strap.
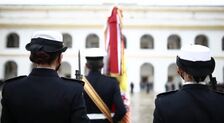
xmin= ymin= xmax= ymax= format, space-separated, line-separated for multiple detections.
xmin=82 ymin=76 xmax=113 ymax=123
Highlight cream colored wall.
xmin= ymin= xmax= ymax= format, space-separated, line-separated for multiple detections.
xmin=0 ymin=5 xmax=224 ymax=93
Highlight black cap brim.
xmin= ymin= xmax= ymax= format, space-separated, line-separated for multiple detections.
xmin=176 ymin=56 xmax=215 ymax=77
xmin=26 ymin=38 xmax=67 ymax=53
xmin=26 ymin=43 xmax=67 ymax=53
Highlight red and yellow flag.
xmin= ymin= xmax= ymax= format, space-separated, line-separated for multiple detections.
xmin=104 ymin=6 xmax=131 ymax=123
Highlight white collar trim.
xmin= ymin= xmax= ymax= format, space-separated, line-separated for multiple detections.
xmin=183 ymin=81 xmax=206 ymax=85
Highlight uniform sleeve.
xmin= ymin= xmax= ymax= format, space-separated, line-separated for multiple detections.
xmin=112 ymin=80 xmax=127 ymax=122
xmin=70 ymin=86 xmax=90 ymax=123
xmin=1 ymin=84 xmax=16 ymax=123
xmin=153 ymin=98 xmax=164 ymax=123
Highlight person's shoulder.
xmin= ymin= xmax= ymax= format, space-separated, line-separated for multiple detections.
xmin=156 ymin=90 xmax=178 ymax=98
xmin=102 ymin=75 xmax=119 ymax=85
xmin=61 ymin=77 xmax=84 ymax=86
xmin=155 ymin=90 xmax=179 ymax=105
xmin=213 ymin=90 xmax=224 ymax=95
xmin=2 ymin=76 xmax=27 ymax=89
xmin=60 ymin=77 xmax=84 ymax=94
xmin=4 ymin=76 xmax=27 ymax=84
xmin=102 ymin=75 xmax=117 ymax=81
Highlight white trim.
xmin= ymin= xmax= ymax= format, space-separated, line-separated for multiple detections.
xmin=183 ymin=81 xmax=206 ymax=85
xmin=87 ymin=113 xmax=114 ymax=120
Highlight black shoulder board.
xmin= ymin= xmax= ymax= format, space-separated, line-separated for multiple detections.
xmin=214 ymin=90 xmax=224 ymax=95
xmin=61 ymin=77 xmax=85 ymax=86
xmin=157 ymin=90 xmax=178 ymax=97
xmin=106 ymin=75 xmax=117 ymax=81
xmin=4 ymin=75 xmax=27 ymax=83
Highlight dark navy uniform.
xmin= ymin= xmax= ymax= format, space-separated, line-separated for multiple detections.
xmin=153 ymin=84 xmax=224 ymax=123
xmin=84 ymin=71 xmax=126 ymax=123
xmin=1 ymin=68 xmax=89 ymax=123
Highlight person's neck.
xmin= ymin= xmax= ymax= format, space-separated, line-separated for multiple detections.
xmin=36 ymin=64 xmax=55 ymax=70
xmin=182 ymin=73 xmax=194 ymax=83
xmin=89 ymin=70 xmax=101 ymax=74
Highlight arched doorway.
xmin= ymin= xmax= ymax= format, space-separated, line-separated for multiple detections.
xmin=6 ymin=32 xmax=19 ymax=48
xmin=62 ymin=33 xmax=73 ymax=48
xmin=167 ymin=34 xmax=181 ymax=49
xmin=86 ymin=33 xmax=99 ymax=48
xmin=166 ymin=63 xmax=182 ymax=91
xmin=223 ymin=67 xmax=224 ymax=82
xmin=195 ymin=34 xmax=208 ymax=47
xmin=140 ymin=63 xmax=154 ymax=93
xmin=140 ymin=34 xmax=154 ymax=49
xmin=222 ymin=37 xmax=224 ymax=51
xmin=58 ymin=62 xmax=71 ymax=78
xmin=4 ymin=61 xmax=18 ymax=80
xmin=122 ymin=34 xmax=127 ymax=49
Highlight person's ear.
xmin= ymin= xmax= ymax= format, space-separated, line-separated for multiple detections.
xmin=54 ymin=54 xmax=63 ymax=71
xmin=177 ymin=67 xmax=184 ymax=79
xmin=86 ymin=63 xmax=91 ymax=69
xmin=177 ymin=67 xmax=181 ymax=75
xmin=99 ymin=63 xmax=104 ymax=68
xmin=58 ymin=54 xmax=63 ymax=63
xmin=55 ymin=54 xmax=62 ymax=65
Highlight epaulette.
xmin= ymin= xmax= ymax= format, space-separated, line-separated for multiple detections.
xmin=4 ymin=75 xmax=27 ymax=83
xmin=108 ymin=76 xmax=117 ymax=80
xmin=214 ymin=90 xmax=224 ymax=95
xmin=157 ymin=90 xmax=178 ymax=97
xmin=104 ymin=75 xmax=117 ymax=81
xmin=61 ymin=77 xmax=85 ymax=86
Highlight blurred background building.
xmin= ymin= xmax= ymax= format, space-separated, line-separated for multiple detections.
xmin=0 ymin=0 xmax=224 ymax=93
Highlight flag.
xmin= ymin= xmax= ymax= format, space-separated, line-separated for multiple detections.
xmin=104 ymin=6 xmax=131 ymax=123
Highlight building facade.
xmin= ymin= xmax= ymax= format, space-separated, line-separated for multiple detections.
xmin=0 ymin=4 xmax=224 ymax=93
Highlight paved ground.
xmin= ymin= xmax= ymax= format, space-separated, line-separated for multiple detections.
xmin=130 ymin=91 xmax=156 ymax=123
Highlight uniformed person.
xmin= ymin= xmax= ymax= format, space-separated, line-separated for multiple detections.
xmin=83 ymin=48 xmax=126 ymax=123
xmin=1 ymin=31 xmax=89 ymax=123
xmin=153 ymin=44 xmax=224 ymax=123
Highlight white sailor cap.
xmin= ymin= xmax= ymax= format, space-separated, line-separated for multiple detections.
xmin=84 ymin=48 xmax=107 ymax=60
xmin=176 ymin=44 xmax=215 ymax=77
xmin=178 ymin=44 xmax=212 ymax=62
xmin=26 ymin=31 xmax=67 ymax=53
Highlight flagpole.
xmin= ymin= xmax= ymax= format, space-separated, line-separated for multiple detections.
xmin=75 ymin=50 xmax=82 ymax=80
xmin=78 ymin=50 xmax=81 ymax=74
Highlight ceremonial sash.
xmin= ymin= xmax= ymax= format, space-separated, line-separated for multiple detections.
xmin=82 ymin=76 xmax=113 ymax=123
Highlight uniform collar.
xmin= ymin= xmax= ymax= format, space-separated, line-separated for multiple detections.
xmin=29 ymin=68 xmax=59 ymax=77
xmin=88 ymin=71 xmax=101 ymax=76
xmin=183 ymin=81 xmax=206 ymax=85
xmin=182 ymin=83 xmax=209 ymax=90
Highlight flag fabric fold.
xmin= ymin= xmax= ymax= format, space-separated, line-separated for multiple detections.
xmin=104 ymin=6 xmax=131 ymax=123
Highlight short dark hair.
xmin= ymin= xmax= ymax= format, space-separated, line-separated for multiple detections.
xmin=86 ymin=59 xmax=104 ymax=72
xmin=192 ymin=76 xmax=207 ymax=83
xmin=30 ymin=51 xmax=61 ymax=65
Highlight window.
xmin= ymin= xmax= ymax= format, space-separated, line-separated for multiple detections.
xmin=167 ymin=63 xmax=182 ymax=91
xmin=167 ymin=34 xmax=181 ymax=49
xmin=31 ymin=63 xmax=37 ymax=71
xmin=4 ymin=61 xmax=17 ymax=80
xmin=195 ymin=34 xmax=208 ymax=47
xmin=58 ymin=62 xmax=71 ymax=78
xmin=140 ymin=34 xmax=154 ymax=49
xmin=222 ymin=37 xmax=224 ymax=51
xmin=63 ymin=33 xmax=72 ymax=48
xmin=6 ymin=33 xmax=19 ymax=48
xmin=140 ymin=63 xmax=154 ymax=92
xmin=86 ymin=34 xmax=99 ymax=48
